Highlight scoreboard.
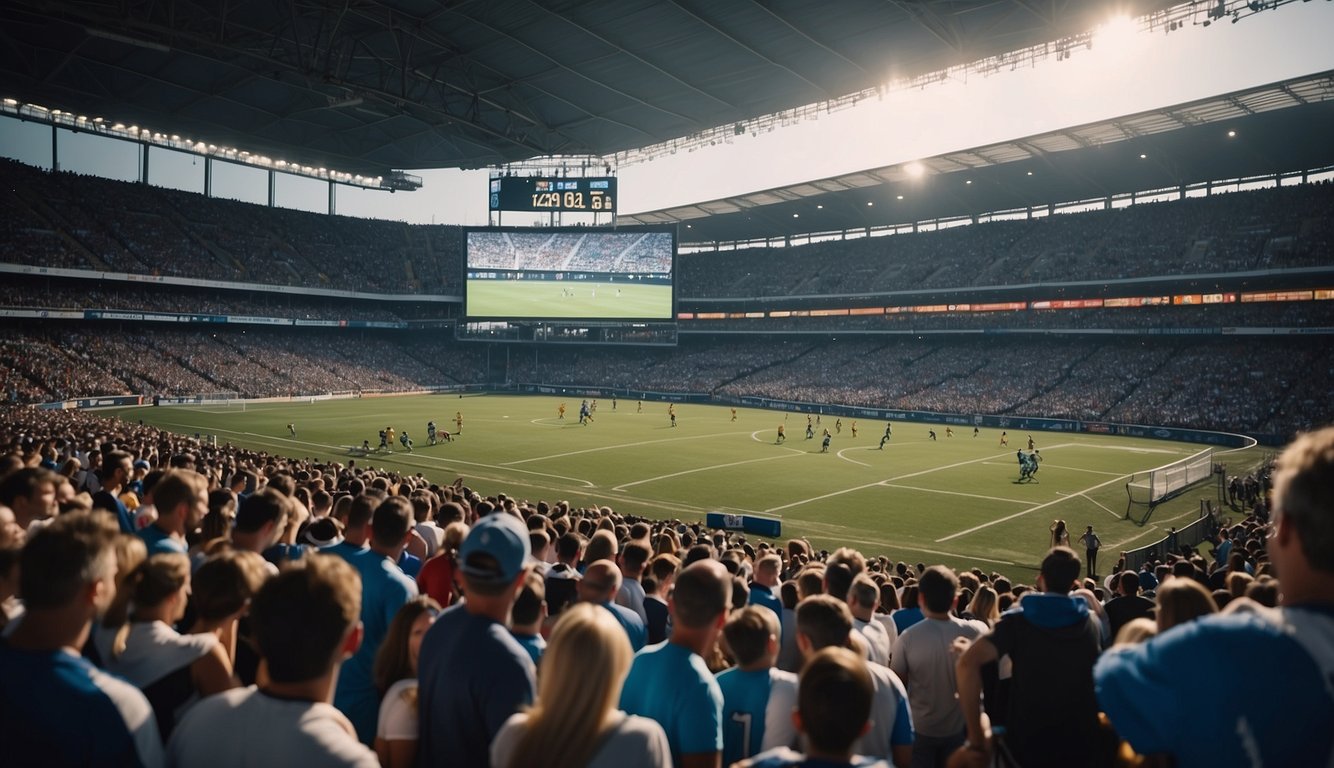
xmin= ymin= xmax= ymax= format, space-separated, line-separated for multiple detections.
xmin=488 ymin=176 xmax=616 ymax=213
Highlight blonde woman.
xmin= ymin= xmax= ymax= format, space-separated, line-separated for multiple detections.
xmin=490 ymin=603 xmax=671 ymax=768
xmin=965 ymin=585 xmax=1001 ymax=628
xmin=1156 ymin=578 xmax=1219 ymax=632
xmin=374 ymin=596 xmax=441 ymax=768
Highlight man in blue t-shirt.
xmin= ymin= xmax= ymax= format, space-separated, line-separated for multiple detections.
xmin=0 ymin=511 xmax=163 ymax=767
xmin=333 ymin=496 xmax=418 ymax=745
xmin=1096 ymin=426 xmax=1334 ymax=767
xmin=419 ymin=513 xmax=537 ymax=768
xmin=137 ymin=469 xmax=207 ymax=556
xmin=621 ymin=559 xmax=731 ymax=768
xmin=578 ymin=559 xmax=647 ymax=651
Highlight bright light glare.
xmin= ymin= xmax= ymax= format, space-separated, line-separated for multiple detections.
xmin=1094 ymin=16 xmax=1139 ymax=51
xmin=905 ymin=161 xmax=926 ymax=178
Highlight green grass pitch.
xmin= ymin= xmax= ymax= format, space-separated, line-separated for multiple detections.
xmin=99 ymin=395 xmax=1261 ymax=575
xmin=465 ymin=280 xmax=672 ymax=319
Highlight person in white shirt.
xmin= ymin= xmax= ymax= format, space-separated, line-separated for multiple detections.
xmin=848 ymin=575 xmax=892 ymax=667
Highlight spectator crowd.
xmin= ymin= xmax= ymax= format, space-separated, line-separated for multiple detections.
xmin=0 ymin=405 xmax=1330 ymax=768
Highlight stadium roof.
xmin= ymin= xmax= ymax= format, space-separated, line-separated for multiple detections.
xmin=622 ymin=71 xmax=1334 ymax=246
xmin=0 ymin=0 xmax=1177 ymax=174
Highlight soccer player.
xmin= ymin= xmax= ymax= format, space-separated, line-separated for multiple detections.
xmin=806 ymin=423 xmax=815 ymax=440
xmin=637 ymin=400 xmax=643 ymax=413
xmin=287 ymin=423 xmax=297 ymax=438
xmin=669 ymin=404 xmax=677 ymax=428
xmin=946 ymin=427 xmax=953 ymax=438
xmin=776 ymin=424 xmax=786 ymax=444
xmin=850 ymin=421 xmax=858 ymax=438
xmin=386 ymin=426 xmax=396 ymax=451
xmin=378 ymin=429 xmax=389 ymax=452
xmin=928 ymin=430 xmax=937 ymax=441
xmin=399 ymin=431 xmax=413 ymax=453
xmin=612 ymin=396 xmax=617 ymax=410
xmin=558 ymin=403 xmax=566 ymax=420
xmin=821 ymin=430 xmax=832 ymax=453
xmin=973 ymin=426 xmax=980 ymax=438
xmin=455 ymin=412 xmax=463 ymax=433
xmin=427 ymin=421 xmax=437 ymax=445
xmin=361 ymin=440 xmax=371 ymax=454
xmin=731 ymin=407 xmax=738 ymax=422
xmin=1027 ymin=434 xmax=1035 ymax=450
xmin=999 ymin=431 xmax=1009 ymax=447
xmin=1017 ymin=450 xmax=1030 ymax=481
xmin=835 ymin=419 xmax=842 ymax=434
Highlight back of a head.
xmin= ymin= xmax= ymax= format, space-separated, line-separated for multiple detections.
xmin=671 ymin=559 xmax=730 ymax=630
xmin=1272 ymin=426 xmax=1334 ymax=573
xmin=191 ymin=550 xmax=271 ymax=623
xmin=235 ymin=487 xmax=290 ymax=535
xmin=826 ymin=547 xmax=866 ymax=577
xmin=512 ymin=570 xmax=546 ymax=627
xmin=579 ymin=559 xmax=622 ymax=603
xmin=1119 ymin=571 xmax=1141 ymax=595
xmin=556 ymin=532 xmax=584 ymax=562
xmin=128 ymin=552 xmax=192 ymax=610
xmin=251 ymin=555 xmax=361 ymax=684
xmin=583 ymin=529 xmax=617 ymax=564
xmin=918 ymin=565 xmax=960 ymax=614
xmin=1039 ymin=547 xmax=1082 ymax=594
xmin=798 ymin=646 xmax=875 ymax=756
xmin=824 ymin=562 xmax=854 ymax=602
xmin=682 ymin=543 xmax=714 ymax=567
xmin=846 ymin=574 xmax=880 ymax=613
xmin=797 ymin=594 xmax=854 ymax=651
xmin=620 ymin=539 xmax=651 ymax=575
xmin=723 ymin=605 xmax=778 ymax=667
xmin=345 ymin=493 xmax=379 ymax=531
xmin=371 ymin=496 xmax=413 ymax=549
xmin=1156 ymin=577 xmax=1219 ymax=632
xmin=19 ymin=509 xmax=118 ymax=610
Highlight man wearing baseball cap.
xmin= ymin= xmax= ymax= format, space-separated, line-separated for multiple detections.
xmin=418 ymin=512 xmax=537 ymax=767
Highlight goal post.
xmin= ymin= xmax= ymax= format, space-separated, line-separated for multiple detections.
xmin=1125 ymin=447 xmax=1214 ymax=520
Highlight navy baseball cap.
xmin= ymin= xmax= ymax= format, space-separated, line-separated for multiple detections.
xmin=459 ymin=513 xmax=532 ymax=584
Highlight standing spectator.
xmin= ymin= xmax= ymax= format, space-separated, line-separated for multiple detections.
xmin=793 ymin=595 xmax=914 ymax=766
xmin=1095 ymin=427 xmax=1334 ymax=766
xmin=138 ymin=470 xmax=207 ymax=556
xmin=644 ymin=552 xmax=679 ymax=645
xmin=1153 ymin=577 xmax=1219 ymax=633
xmin=954 ymin=547 xmax=1103 ymax=768
xmin=0 ymin=510 xmax=164 ymax=767
xmin=849 ymin=575 xmax=892 ymax=667
xmin=1079 ymin=526 xmax=1102 ymax=578
xmin=579 ymin=559 xmax=647 ymax=651
xmin=166 ymin=555 xmax=378 ymax=767
xmin=748 ymin=554 xmax=785 ymax=630
xmin=418 ymin=513 xmax=536 ymax=768
xmin=1103 ymin=571 xmax=1156 ymax=639
xmin=93 ymin=452 xmax=136 ymax=534
xmin=0 ymin=467 xmax=58 ymax=537
xmin=620 ymin=559 xmax=730 ymax=768
xmin=491 ymin=603 xmax=672 ymax=768
xmin=373 ymin=596 xmax=439 ymax=768
xmin=736 ymin=647 xmax=884 ymax=768
xmin=510 ymin=570 xmax=548 ymax=665
xmin=889 ymin=566 xmax=985 ymax=768
xmin=416 ymin=521 xmax=467 ymax=607
xmin=615 ymin=539 xmax=651 ymax=624
xmin=716 ymin=606 xmax=798 ymax=764
xmin=543 ymin=531 xmax=584 ymax=618
xmin=334 ymin=496 xmax=418 ymax=745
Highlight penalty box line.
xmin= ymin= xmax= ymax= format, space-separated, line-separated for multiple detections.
xmin=935 ymin=472 xmax=1133 ymax=543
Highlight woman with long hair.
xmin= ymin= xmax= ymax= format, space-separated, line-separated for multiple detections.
xmin=100 ymin=552 xmax=235 ymax=739
xmin=490 ymin=603 xmax=670 ymax=768
xmin=1050 ymin=519 xmax=1070 ymax=549
xmin=965 ymin=585 xmax=1001 ymax=628
xmin=373 ymin=596 xmax=441 ymax=768
xmin=1157 ymin=578 xmax=1219 ymax=632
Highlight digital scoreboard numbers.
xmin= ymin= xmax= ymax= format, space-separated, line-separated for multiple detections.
xmin=489 ymin=176 xmax=616 ymax=213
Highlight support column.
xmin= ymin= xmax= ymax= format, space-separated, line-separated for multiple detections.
xmin=268 ymin=170 xmax=276 ymax=207
xmin=328 ymin=181 xmax=335 ymax=215
xmin=204 ymin=157 xmax=212 ymax=197
xmin=51 ymin=124 xmax=59 ymax=172
xmin=141 ymin=143 xmax=149 ymax=183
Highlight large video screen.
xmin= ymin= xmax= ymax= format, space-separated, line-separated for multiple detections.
xmin=465 ymin=228 xmax=675 ymax=320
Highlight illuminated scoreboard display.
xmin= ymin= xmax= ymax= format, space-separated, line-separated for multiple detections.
xmin=488 ymin=176 xmax=617 ymax=213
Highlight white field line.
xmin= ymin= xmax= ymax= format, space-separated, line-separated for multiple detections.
xmin=612 ymin=452 xmax=805 ymax=492
xmin=792 ymin=522 xmax=1019 ymax=566
xmin=765 ymin=451 xmax=1018 ymax=514
xmin=880 ymin=484 xmax=1032 ymax=506
xmin=1063 ymin=441 xmax=1185 ymax=455
xmin=836 ymin=447 xmax=873 ymax=467
xmin=935 ymin=472 xmax=1133 ymax=543
xmin=154 ymin=423 xmax=598 ymax=488
xmin=981 ymin=461 xmax=1123 ymax=477
xmin=503 ymin=430 xmax=753 ymax=465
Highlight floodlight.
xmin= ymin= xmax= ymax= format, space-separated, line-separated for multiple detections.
xmin=905 ymin=162 xmax=926 ymax=178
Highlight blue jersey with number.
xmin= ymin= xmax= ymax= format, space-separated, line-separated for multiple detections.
xmin=717 ymin=667 xmax=778 ymax=765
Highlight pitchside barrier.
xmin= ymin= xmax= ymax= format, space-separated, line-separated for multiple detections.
xmin=1121 ymin=499 xmax=1224 ymax=572
xmin=705 ymin=511 xmax=782 ymax=539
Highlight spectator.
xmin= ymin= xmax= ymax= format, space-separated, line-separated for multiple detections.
xmin=849 ymin=575 xmax=893 ymax=667
xmin=889 ymin=566 xmax=986 ymax=767
xmin=373 ymin=596 xmax=440 ymax=768
xmin=615 ymin=539 xmax=651 ymax=624
xmin=0 ymin=510 xmax=164 ymax=766
xmin=166 ymin=555 xmax=378 ymax=767
xmin=793 ymin=595 xmax=913 ymax=766
xmin=1103 ymin=570 xmax=1156 ymax=639
xmin=138 ymin=470 xmax=208 ymax=556
xmin=418 ymin=513 xmax=537 ymax=768
xmin=416 ymin=520 xmax=467 ymax=607
xmin=0 ymin=467 xmax=58 ymax=536
xmin=620 ymin=559 xmax=730 ymax=768
xmin=579 ymin=559 xmax=647 ymax=651
xmin=1096 ymin=426 xmax=1334 ymax=765
xmin=1153 ymin=577 xmax=1219 ymax=633
xmin=334 ymin=496 xmax=419 ymax=745
xmin=748 ymin=553 xmax=785 ymax=628
xmin=716 ymin=605 xmax=799 ymax=764
xmin=644 ymin=552 xmax=680 ymax=645
xmin=510 ymin=570 xmax=548 ymax=664
xmin=490 ymin=603 xmax=672 ymax=768
xmin=954 ymin=547 xmax=1103 ymax=768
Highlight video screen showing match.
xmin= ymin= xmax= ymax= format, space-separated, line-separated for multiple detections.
xmin=464 ymin=229 xmax=675 ymax=320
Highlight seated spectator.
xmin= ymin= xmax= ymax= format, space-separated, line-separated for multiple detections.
xmin=374 ymin=596 xmax=440 ymax=768
xmin=100 ymin=553 xmax=234 ymax=739
xmin=166 ymin=555 xmax=378 ymax=767
xmin=736 ymin=647 xmax=888 ymax=768
xmin=490 ymin=603 xmax=671 ymax=768
xmin=0 ymin=510 xmax=163 ymax=766
xmin=1096 ymin=426 xmax=1334 ymax=766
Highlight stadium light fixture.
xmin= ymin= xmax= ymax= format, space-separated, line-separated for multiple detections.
xmin=965 ymin=180 xmax=973 ymax=185
xmin=905 ymin=162 xmax=926 ymax=179
xmin=1027 ymin=171 xmax=1034 ymax=176
xmin=1140 ymin=153 xmax=1148 ymax=159
xmin=793 ymin=213 xmax=799 ymax=218
xmin=1228 ymin=130 xmax=1237 ymax=137
xmin=867 ymin=201 xmax=874 ymax=206
xmin=896 ymin=195 xmax=904 ymax=200
xmin=2 ymin=98 xmax=16 ymax=106
xmin=816 ymin=204 xmax=823 ymax=209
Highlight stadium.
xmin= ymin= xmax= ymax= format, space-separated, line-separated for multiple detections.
xmin=1 ymin=1 xmax=1331 ymax=766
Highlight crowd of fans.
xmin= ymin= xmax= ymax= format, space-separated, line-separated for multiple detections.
xmin=5 ymin=158 xmax=1330 ymax=300
xmin=1 ymin=328 xmax=1330 ymax=437
xmin=0 ymin=405 xmax=1329 ymax=767
xmin=466 ymin=231 xmax=673 ymax=275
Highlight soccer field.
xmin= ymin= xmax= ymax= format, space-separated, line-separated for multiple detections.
xmin=99 ymin=395 xmax=1260 ymax=574
xmin=466 ymin=280 xmax=673 ymax=319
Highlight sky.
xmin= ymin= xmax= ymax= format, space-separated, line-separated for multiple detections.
xmin=2 ymin=1 xmax=1332 ymax=229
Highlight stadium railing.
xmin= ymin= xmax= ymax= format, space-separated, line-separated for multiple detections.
xmin=1121 ymin=500 xmax=1224 ymax=573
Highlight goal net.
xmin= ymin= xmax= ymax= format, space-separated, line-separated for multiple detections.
xmin=1126 ymin=447 xmax=1214 ymax=508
